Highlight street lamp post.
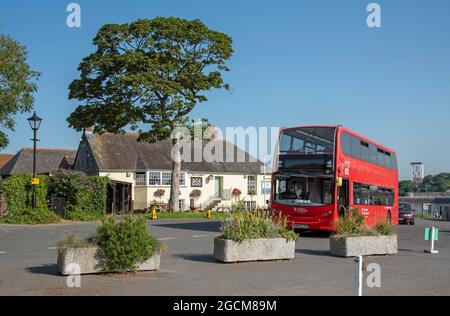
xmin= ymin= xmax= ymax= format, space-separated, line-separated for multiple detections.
xmin=27 ymin=111 xmax=42 ymax=209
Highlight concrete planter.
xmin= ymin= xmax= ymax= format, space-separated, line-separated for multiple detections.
xmin=214 ymin=237 xmax=296 ymax=263
xmin=330 ymin=235 xmax=398 ymax=257
xmin=57 ymin=247 xmax=161 ymax=275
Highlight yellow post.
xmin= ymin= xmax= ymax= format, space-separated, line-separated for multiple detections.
xmin=151 ymin=206 xmax=157 ymax=220
xmin=206 ymin=210 xmax=212 ymax=219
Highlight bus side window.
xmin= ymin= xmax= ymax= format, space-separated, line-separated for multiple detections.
xmin=353 ymin=182 xmax=361 ymax=205
xmin=360 ymin=141 xmax=370 ymax=162
xmin=341 ymin=132 xmax=351 ymax=155
xmin=350 ymin=135 xmax=361 ymax=159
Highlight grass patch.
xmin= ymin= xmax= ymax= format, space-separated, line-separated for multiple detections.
xmin=57 ymin=234 xmax=96 ymax=250
xmin=415 ymin=214 xmax=434 ymax=219
xmin=149 ymin=211 xmax=232 ymax=220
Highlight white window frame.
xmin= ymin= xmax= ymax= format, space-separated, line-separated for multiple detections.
xmin=247 ymin=175 xmax=257 ymax=193
xmin=180 ymin=172 xmax=186 ymax=186
xmin=148 ymin=171 xmax=161 ymax=186
xmin=161 ymin=171 xmax=171 ymax=186
xmin=147 ymin=171 xmax=187 ymax=187
xmin=179 ymin=199 xmax=186 ymax=211
xmin=245 ymin=201 xmax=257 ymax=211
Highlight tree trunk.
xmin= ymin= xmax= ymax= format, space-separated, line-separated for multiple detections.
xmin=169 ymin=138 xmax=181 ymax=212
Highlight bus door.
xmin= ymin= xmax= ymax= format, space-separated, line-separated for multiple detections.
xmin=338 ymin=179 xmax=350 ymax=217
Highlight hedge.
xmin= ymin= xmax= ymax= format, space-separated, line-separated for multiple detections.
xmin=0 ymin=174 xmax=59 ymax=224
xmin=47 ymin=170 xmax=109 ymax=221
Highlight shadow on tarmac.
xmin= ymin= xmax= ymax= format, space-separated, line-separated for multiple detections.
xmin=174 ymin=253 xmax=219 ymax=263
xmin=27 ymin=264 xmax=59 ymax=276
xmin=295 ymin=249 xmax=331 ymax=257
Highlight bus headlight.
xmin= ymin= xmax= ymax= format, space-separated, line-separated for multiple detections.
xmin=322 ymin=210 xmax=333 ymax=217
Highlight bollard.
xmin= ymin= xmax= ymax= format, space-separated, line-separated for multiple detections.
xmin=354 ymin=256 xmax=363 ymax=297
xmin=206 ymin=210 xmax=212 ymax=219
xmin=151 ymin=206 xmax=157 ymax=220
xmin=425 ymin=227 xmax=439 ymax=254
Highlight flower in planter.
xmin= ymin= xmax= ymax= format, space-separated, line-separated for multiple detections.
xmin=153 ymin=189 xmax=165 ymax=203
xmin=232 ymin=188 xmax=242 ymax=197
xmin=189 ymin=189 xmax=202 ymax=199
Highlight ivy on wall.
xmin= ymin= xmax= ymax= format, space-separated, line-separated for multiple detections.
xmin=0 ymin=174 xmax=59 ymax=224
xmin=47 ymin=170 xmax=109 ymax=221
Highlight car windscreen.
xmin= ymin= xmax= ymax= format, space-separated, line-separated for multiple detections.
xmin=399 ymin=204 xmax=412 ymax=212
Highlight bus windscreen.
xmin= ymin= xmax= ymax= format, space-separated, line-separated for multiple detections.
xmin=278 ymin=127 xmax=336 ymax=155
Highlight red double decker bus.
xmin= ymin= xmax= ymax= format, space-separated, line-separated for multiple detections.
xmin=271 ymin=126 xmax=398 ymax=231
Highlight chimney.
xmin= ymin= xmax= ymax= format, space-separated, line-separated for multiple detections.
xmin=82 ymin=127 xmax=94 ymax=140
xmin=206 ymin=125 xmax=219 ymax=140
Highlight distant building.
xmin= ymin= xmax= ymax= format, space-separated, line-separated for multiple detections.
xmin=430 ymin=197 xmax=450 ymax=221
xmin=0 ymin=154 xmax=14 ymax=170
xmin=411 ymin=162 xmax=424 ymax=182
xmin=0 ymin=148 xmax=77 ymax=178
xmin=400 ymin=192 xmax=450 ymax=220
xmin=59 ymin=155 xmax=76 ymax=170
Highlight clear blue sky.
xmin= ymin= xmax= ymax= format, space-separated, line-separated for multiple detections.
xmin=1 ymin=0 xmax=449 ymax=180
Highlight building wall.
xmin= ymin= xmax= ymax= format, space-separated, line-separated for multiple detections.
xmin=431 ymin=203 xmax=450 ymax=220
xmin=140 ymin=172 xmax=270 ymax=210
xmin=99 ymin=170 xmax=270 ymax=211
xmin=98 ymin=171 xmax=136 ymax=199
xmin=134 ymin=186 xmax=148 ymax=210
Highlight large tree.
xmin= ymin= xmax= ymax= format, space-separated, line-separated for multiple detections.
xmin=67 ymin=17 xmax=233 ymax=211
xmin=0 ymin=34 xmax=40 ymax=149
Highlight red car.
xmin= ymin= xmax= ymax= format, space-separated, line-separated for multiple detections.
xmin=399 ymin=203 xmax=415 ymax=225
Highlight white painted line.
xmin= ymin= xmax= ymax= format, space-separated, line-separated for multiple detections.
xmin=0 ymin=251 xmax=6 ymax=254
xmin=157 ymin=237 xmax=175 ymax=241
xmin=192 ymin=235 xmax=209 ymax=238
xmin=47 ymin=247 xmax=57 ymax=250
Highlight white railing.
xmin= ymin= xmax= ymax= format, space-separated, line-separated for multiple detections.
xmin=222 ymin=189 xmax=232 ymax=201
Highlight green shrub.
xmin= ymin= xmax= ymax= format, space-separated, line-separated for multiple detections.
xmin=0 ymin=174 xmax=59 ymax=224
xmin=231 ymin=199 xmax=245 ymax=213
xmin=374 ymin=222 xmax=396 ymax=236
xmin=96 ymin=216 xmax=164 ymax=272
xmin=335 ymin=208 xmax=365 ymax=236
xmin=334 ymin=209 xmax=396 ymax=237
xmin=220 ymin=210 xmax=298 ymax=242
xmin=48 ymin=170 xmax=109 ymax=221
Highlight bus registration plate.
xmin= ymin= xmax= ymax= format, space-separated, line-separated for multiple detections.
xmin=295 ymin=224 xmax=309 ymax=229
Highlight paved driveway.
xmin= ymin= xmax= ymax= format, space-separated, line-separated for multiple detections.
xmin=0 ymin=218 xmax=449 ymax=296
